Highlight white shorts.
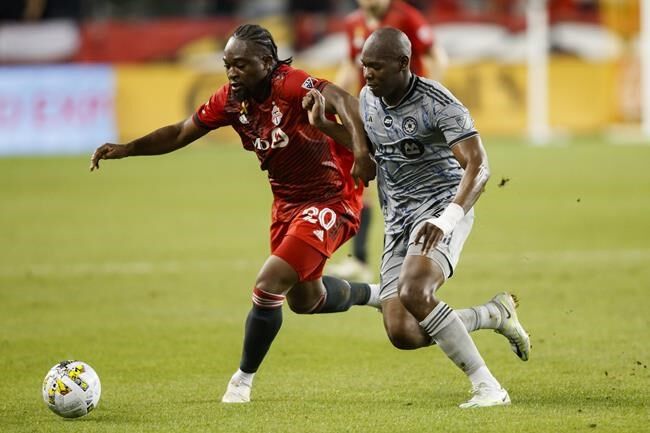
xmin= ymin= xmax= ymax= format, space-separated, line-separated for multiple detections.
xmin=379 ymin=208 xmax=474 ymax=301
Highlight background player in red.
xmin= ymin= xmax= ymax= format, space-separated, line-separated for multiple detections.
xmin=329 ymin=0 xmax=449 ymax=281
xmin=90 ymin=24 xmax=378 ymax=404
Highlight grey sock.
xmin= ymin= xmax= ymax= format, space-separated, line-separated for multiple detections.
xmin=419 ymin=302 xmax=486 ymax=375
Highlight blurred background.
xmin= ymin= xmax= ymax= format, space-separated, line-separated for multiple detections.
xmin=0 ymin=0 xmax=648 ymax=155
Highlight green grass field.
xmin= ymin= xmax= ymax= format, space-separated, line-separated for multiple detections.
xmin=1 ymin=137 xmax=649 ymax=432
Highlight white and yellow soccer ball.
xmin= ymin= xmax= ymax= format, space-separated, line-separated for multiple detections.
xmin=42 ymin=360 xmax=101 ymax=418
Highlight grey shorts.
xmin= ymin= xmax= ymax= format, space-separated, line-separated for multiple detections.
xmin=379 ymin=208 xmax=474 ymax=301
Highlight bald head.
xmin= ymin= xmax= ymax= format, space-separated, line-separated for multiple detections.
xmin=360 ymin=27 xmax=413 ymax=102
xmin=363 ymin=27 xmax=412 ymax=60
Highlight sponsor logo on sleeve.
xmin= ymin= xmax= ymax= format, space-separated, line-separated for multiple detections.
xmin=301 ymin=77 xmax=316 ymax=90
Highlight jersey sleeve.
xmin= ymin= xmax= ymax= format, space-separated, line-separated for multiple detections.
xmin=192 ymin=84 xmax=231 ymax=130
xmin=431 ymin=85 xmax=478 ymax=147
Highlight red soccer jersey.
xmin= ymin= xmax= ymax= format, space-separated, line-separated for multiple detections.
xmin=344 ymin=0 xmax=434 ymax=84
xmin=193 ymin=64 xmax=362 ymax=223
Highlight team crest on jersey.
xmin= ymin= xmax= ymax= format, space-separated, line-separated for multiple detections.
xmin=301 ymin=77 xmax=316 ymax=90
xmin=271 ymin=103 xmax=283 ymax=126
xmin=383 ymin=116 xmax=393 ymax=128
xmin=402 ymin=117 xmax=418 ymax=135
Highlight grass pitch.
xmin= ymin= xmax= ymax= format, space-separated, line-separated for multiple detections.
xmin=0 ymin=137 xmax=649 ymax=432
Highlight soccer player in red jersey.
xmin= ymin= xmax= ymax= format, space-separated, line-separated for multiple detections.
xmin=336 ymin=0 xmax=448 ymax=94
xmin=329 ymin=0 xmax=449 ymax=281
xmin=90 ymin=24 xmax=378 ymax=403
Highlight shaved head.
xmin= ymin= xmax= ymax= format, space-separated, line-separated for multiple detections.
xmin=363 ymin=27 xmax=412 ymax=60
xmin=360 ymin=27 xmax=413 ymax=103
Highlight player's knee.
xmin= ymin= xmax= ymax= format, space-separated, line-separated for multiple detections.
xmin=398 ymin=281 xmax=431 ymax=313
xmin=386 ymin=327 xmax=426 ymax=350
xmin=286 ymin=296 xmax=316 ymax=314
xmin=254 ymin=274 xmax=294 ymax=295
xmin=285 ymin=283 xmax=326 ymax=314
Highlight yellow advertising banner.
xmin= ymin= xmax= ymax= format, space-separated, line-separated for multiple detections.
xmin=116 ymin=58 xmax=619 ymax=140
xmin=443 ymin=59 xmax=618 ymax=135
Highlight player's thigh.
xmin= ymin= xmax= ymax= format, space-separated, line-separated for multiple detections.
xmin=399 ymin=254 xmax=446 ymax=295
xmin=254 ymin=254 xmax=300 ymax=295
xmin=406 ymin=210 xmax=474 ymax=279
xmin=273 ymin=233 xmax=328 ymax=284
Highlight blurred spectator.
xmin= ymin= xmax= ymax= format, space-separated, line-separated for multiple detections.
xmin=0 ymin=0 xmax=81 ymax=21
xmin=1 ymin=0 xmax=46 ymax=21
xmin=0 ymin=0 xmax=81 ymax=63
xmin=336 ymin=0 xmax=448 ymax=93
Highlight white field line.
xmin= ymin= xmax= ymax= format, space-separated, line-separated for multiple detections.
xmin=0 ymin=249 xmax=648 ymax=278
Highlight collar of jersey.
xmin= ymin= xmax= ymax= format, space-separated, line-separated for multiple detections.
xmin=380 ymin=74 xmax=418 ymax=110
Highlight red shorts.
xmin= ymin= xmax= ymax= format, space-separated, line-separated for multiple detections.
xmin=271 ymin=201 xmax=360 ymax=282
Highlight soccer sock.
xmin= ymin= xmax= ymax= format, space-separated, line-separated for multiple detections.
xmin=456 ymin=303 xmax=503 ymax=332
xmin=239 ymin=288 xmax=284 ymax=374
xmin=353 ymin=206 xmax=372 ymax=264
xmin=420 ymin=302 xmax=500 ymax=387
xmin=310 ymin=276 xmax=371 ymax=314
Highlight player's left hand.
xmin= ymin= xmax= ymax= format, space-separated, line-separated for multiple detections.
xmin=302 ymin=89 xmax=326 ymax=128
xmin=351 ymin=152 xmax=376 ymax=187
xmin=414 ymin=221 xmax=444 ymax=255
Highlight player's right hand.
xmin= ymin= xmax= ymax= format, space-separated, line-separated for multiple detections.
xmin=414 ymin=221 xmax=444 ymax=255
xmin=302 ymin=89 xmax=326 ymax=128
xmin=90 ymin=143 xmax=129 ymax=171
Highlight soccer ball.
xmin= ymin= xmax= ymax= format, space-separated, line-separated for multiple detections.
xmin=42 ymin=360 xmax=101 ymax=418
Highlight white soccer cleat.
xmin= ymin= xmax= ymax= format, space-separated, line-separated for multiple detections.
xmin=327 ymin=257 xmax=373 ymax=282
xmin=459 ymin=382 xmax=511 ymax=409
xmin=221 ymin=379 xmax=251 ymax=403
xmin=490 ymin=292 xmax=531 ymax=361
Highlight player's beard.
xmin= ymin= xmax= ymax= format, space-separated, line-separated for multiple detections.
xmin=231 ymin=86 xmax=249 ymax=101
xmin=234 ymin=74 xmax=273 ymax=103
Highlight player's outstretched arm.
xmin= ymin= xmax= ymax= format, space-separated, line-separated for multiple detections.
xmin=414 ymin=135 xmax=489 ymax=254
xmin=90 ymin=117 xmax=208 ymax=171
xmin=320 ymin=83 xmax=375 ymax=186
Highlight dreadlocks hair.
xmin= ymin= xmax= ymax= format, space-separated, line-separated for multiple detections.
xmin=232 ymin=24 xmax=293 ymax=66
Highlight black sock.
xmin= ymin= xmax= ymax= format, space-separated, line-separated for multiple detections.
xmin=353 ymin=206 xmax=372 ymax=264
xmin=239 ymin=304 xmax=283 ymax=374
xmin=313 ymin=276 xmax=371 ymax=314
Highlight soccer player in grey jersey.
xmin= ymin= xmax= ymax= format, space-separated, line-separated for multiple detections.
xmin=355 ymin=27 xmax=531 ymax=408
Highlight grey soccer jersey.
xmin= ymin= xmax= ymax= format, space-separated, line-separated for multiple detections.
xmin=359 ymin=75 xmax=478 ymax=234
